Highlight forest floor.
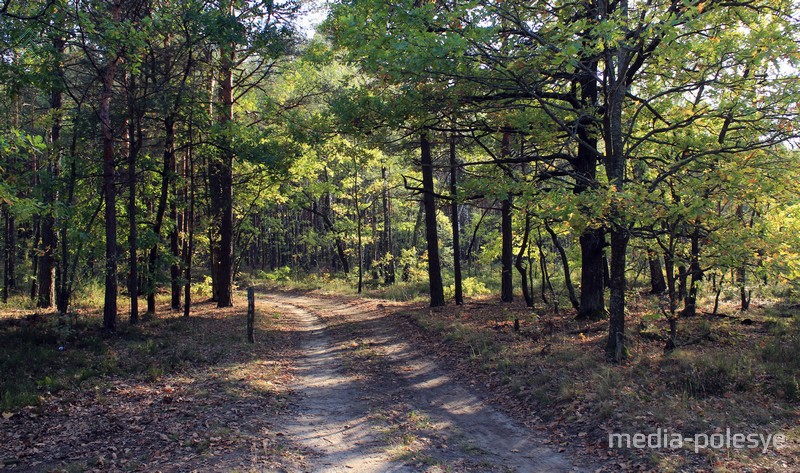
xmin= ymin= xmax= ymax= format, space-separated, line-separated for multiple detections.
xmin=0 ymin=287 xmax=798 ymax=472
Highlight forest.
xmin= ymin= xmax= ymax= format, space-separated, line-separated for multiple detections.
xmin=1 ymin=0 xmax=799 ymax=471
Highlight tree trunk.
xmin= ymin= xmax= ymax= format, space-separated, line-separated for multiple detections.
xmin=535 ymin=232 xmax=552 ymax=305
xmin=147 ymin=115 xmax=176 ymax=315
xmin=381 ymin=166 xmax=395 ymax=284
xmin=354 ymin=157 xmax=363 ymax=294
xmin=101 ymin=56 xmax=119 ymax=331
xmin=38 ymin=32 xmax=64 ymax=309
xmin=420 ymin=133 xmax=445 ymax=307
xmin=184 ymin=123 xmax=196 ymax=317
xmin=2 ymin=205 xmax=10 ymax=303
xmin=606 ymin=228 xmax=629 ymax=360
xmin=170 ymin=174 xmax=181 ymax=310
xmin=683 ymin=226 xmax=702 ymax=317
xmin=210 ymin=1 xmax=235 ymax=308
xmin=126 ymin=75 xmax=141 ymax=323
xmin=575 ymin=228 xmax=606 ymax=320
xmin=604 ymin=32 xmax=630 ymax=360
xmin=449 ymin=134 xmax=463 ymax=304
xmin=574 ymin=49 xmax=605 ymax=320
xmin=515 ymin=214 xmax=533 ymax=307
xmin=544 ymin=222 xmax=579 ymax=312
xmin=500 ymin=133 xmax=513 ymax=303
xmin=57 ymin=121 xmax=80 ymax=313
xmin=648 ymin=254 xmax=667 ymax=294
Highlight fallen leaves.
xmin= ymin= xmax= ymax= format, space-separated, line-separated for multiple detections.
xmin=0 ymin=299 xmax=301 ymax=472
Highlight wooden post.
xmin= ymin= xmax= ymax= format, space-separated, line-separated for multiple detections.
xmin=246 ymin=287 xmax=255 ymax=343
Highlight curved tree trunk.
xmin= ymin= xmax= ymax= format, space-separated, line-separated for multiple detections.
xmin=515 ymin=214 xmax=533 ymax=307
xmin=544 ymin=222 xmax=579 ymax=312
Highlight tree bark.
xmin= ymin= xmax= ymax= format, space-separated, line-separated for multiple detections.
xmin=515 ymin=213 xmax=533 ymax=307
xmin=37 ymin=32 xmax=64 ymax=309
xmin=381 ymin=165 xmax=395 ymax=284
xmin=544 ymin=222 xmax=579 ymax=312
xmin=500 ymin=132 xmax=513 ymax=303
xmin=147 ymin=115 xmax=175 ymax=315
xmin=209 ymin=0 xmax=235 ymax=308
xmin=604 ymin=24 xmax=630 ymax=360
xmin=101 ymin=55 xmax=120 ymax=331
xmin=649 ymin=254 xmax=667 ymax=294
xmin=420 ymin=133 xmax=445 ymax=307
xmin=682 ymin=226 xmax=702 ymax=317
xmin=574 ymin=46 xmax=606 ymax=320
xmin=449 ymin=134 xmax=463 ymax=304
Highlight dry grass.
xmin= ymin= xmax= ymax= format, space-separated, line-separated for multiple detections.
xmin=0 ymin=292 xmax=304 ymax=472
xmin=406 ymin=293 xmax=800 ymax=472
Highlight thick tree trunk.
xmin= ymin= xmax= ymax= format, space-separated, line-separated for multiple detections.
xmin=210 ymin=2 xmax=235 ymax=308
xmin=449 ymin=134 xmax=463 ymax=304
xmin=421 ymin=133 xmax=444 ymax=307
xmin=606 ymin=228 xmax=629 ymax=360
xmin=574 ymin=50 xmax=606 ymax=320
xmin=577 ymin=228 xmax=606 ymax=319
xmin=649 ymin=254 xmax=667 ymax=294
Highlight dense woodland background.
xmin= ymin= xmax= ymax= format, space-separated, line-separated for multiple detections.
xmin=1 ymin=0 xmax=799 ymax=362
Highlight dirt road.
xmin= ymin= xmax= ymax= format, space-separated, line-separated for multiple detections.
xmin=263 ymin=292 xmax=589 ymax=473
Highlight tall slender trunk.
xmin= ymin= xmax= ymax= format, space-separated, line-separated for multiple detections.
xmin=57 ymin=117 xmax=80 ymax=313
xmin=500 ymin=198 xmax=513 ymax=302
xmin=170 ymin=170 xmax=181 ymax=310
xmin=500 ymin=132 xmax=513 ymax=303
xmin=101 ymin=57 xmax=120 ymax=331
xmin=184 ymin=120 xmax=196 ymax=317
xmin=147 ymin=115 xmax=175 ymax=315
xmin=604 ymin=15 xmax=630 ymax=359
xmin=2 ymin=205 xmax=10 ymax=303
xmin=126 ymin=75 xmax=141 ymax=323
xmin=354 ymin=157 xmax=363 ymax=294
xmin=449 ymin=134 xmax=463 ymax=304
xmin=38 ymin=36 xmax=63 ymax=308
xmin=381 ymin=166 xmax=395 ymax=284
xmin=210 ymin=9 xmax=235 ymax=307
xmin=420 ymin=133 xmax=444 ymax=307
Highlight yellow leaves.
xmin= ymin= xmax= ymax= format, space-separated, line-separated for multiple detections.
xmin=697 ymin=2 xmax=706 ymax=13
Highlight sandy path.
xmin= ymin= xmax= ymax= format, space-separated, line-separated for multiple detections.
xmin=266 ymin=296 xmax=415 ymax=472
xmin=263 ymin=292 xmax=587 ymax=473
